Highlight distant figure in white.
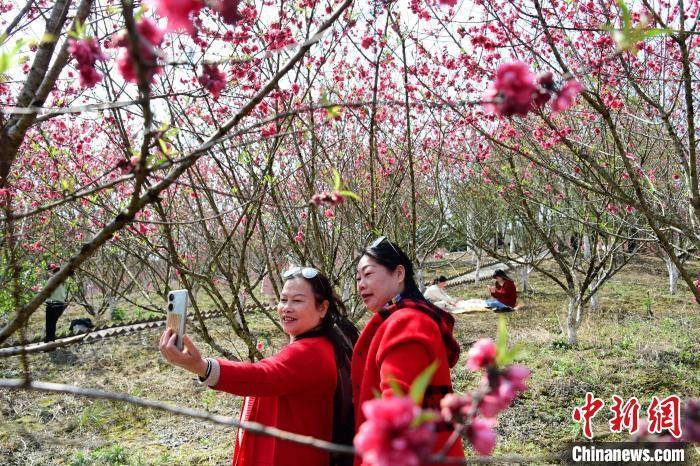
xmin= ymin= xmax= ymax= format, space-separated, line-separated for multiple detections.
xmin=424 ymin=276 xmax=458 ymax=312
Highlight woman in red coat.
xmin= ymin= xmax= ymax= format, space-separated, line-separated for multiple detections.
xmin=160 ymin=267 xmax=358 ymax=466
xmin=486 ymin=269 xmax=517 ymax=311
xmin=353 ymin=237 xmax=465 ymax=465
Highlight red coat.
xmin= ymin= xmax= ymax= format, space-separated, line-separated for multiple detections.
xmin=351 ymin=305 xmax=464 ymax=465
xmin=491 ymin=280 xmax=517 ymax=307
xmin=213 ymin=336 xmax=337 ymax=466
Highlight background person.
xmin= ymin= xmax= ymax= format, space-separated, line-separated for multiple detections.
xmin=160 ymin=267 xmax=358 ymax=466
xmin=486 ymin=269 xmax=517 ymax=312
xmin=44 ymin=264 xmax=68 ymax=342
xmin=424 ymin=275 xmax=458 ymax=312
xmin=353 ymin=237 xmax=464 ymax=465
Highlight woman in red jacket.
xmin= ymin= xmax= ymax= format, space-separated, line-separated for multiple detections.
xmin=353 ymin=237 xmax=465 ymax=464
xmin=486 ymin=269 xmax=517 ymax=311
xmin=160 ymin=267 xmax=358 ymax=466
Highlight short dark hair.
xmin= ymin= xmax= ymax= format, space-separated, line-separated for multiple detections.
xmin=434 ymin=275 xmax=448 ymax=285
xmin=493 ymin=269 xmax=512 ymax=281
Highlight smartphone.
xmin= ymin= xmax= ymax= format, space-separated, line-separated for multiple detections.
xmin=166 ymin=289 xmax=188 ymax=350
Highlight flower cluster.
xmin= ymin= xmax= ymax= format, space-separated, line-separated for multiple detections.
xmin=354 ymin=397 xmax=436 ymax=466
xmin=483 ymin=61 xmax=583 ymax=117
xmin=151 ymin=0 xmax=242 ymax=31
xmin=151 ymin=0 xmax=203 ymax=34
xmin=198 ymin=63 xmax=227 ymax=99
xmin=440 ymin=338 xmax=530 ymax=456
xmin=112 ymin=18 xmax=165 ymax=83
xmin=309 ymin=191 xmax=346 ymax=206
xmin=212 ymin=0 xmax=242 ymax=25
xmin=68 ymin=38 xmax=105 ymax=88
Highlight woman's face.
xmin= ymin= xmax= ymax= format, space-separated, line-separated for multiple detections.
xmin=356 ymin=255 xmax=405 ymax=313
xmin=495 ymin=276 xmax=505 ymax=285
xmin=278 ymin=278 xmax=328 ymax=339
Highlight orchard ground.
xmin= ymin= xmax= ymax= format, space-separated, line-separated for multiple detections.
xmin=1 ymin=255 xmax=699 ymax=465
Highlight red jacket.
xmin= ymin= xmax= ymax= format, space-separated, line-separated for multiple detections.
xmin=491 ymin=280 xmax=517 ymax=307
xmin=351 ymin=305 xmax=464 ymax=465
xmin=213 ymin=336 xmax=337 ymax=466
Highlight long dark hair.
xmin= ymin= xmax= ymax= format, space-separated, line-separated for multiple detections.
xmin=282 ymin=269 xmax=358 ymax=463
xmin=362 ymin=238 xmax=460 ymax=367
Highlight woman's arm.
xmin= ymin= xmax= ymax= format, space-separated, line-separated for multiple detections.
xmin=160 ymin=329 xmax=335 ymax=397
xmin=211 ymin=341 xmax=336 ymax=397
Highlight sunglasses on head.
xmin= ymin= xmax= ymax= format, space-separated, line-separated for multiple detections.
xmin=282 ymin=266 xmax=320 ymax=279
xmin=369 ymin=236 xmax=400 ymax=255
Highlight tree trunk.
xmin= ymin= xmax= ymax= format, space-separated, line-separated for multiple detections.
xmin=665 ymin=255 xmax=679 ymax=294
xmin=416 ymin=264 xmax=425 ymax=292
xmin=520 ymin=265 xmax=531 ymax=292
xmin=474 ymin=253 xmax=481 ymax=284
xmin=566 ymin=295 xmax=581 ymax=345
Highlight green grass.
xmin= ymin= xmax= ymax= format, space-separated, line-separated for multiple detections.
xmin=1 ymin=255 xmax=699 ymax=464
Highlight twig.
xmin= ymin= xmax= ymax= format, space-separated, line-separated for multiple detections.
xmin=0 ymin=378 xmax=355 ymax=455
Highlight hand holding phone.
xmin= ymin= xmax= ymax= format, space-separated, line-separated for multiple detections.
xmin=166 ymin=289 xmax=188 ymax=350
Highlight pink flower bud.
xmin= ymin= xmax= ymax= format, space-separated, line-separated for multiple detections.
xmin=467 ymin=338 xmax=497 ymax=371
xmin=310 ymin=194 xmax=323 ymax=206
xmin=551 ymin=79 xmax=583 ymax=113
xmin=330 ymin=192 xmax=345 ymax=205
xmin=198 ymin=63 xmax=227 ymax=99
xmin=467 ymin=418 xmax=497 ymax=456
xmin=478 ymin=393 xmax=508 ymax=418
xmin=440 ymin=393 xmax=472 ymax=423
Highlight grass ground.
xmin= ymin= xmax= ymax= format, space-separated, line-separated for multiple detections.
xmin=1 ymin=255 xmax=699 ymax=465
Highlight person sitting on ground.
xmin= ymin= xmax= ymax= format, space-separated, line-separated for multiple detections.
xmin=486 ymin=269 xmax=517 ymax=312
xmin=424 ymin=276 xmax=458 ymax=312
xmin=694 ymin=272 xmax=700 ymax=303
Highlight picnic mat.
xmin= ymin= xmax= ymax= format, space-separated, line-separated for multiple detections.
xmin=451 ymin=299 xmax=491 ymax=314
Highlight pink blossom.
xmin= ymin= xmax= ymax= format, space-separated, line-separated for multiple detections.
xmin=310 ymin=194 xmax=323 ymax=206
xmin=502 ymin=364 xmax=530 ymax=393
xmin=324 ymin=208 xmax=335 ymax=219
xmin=68 ymin=38 xmax=105 ymax=88
xmin=150 ymin=0 xmax=203 ymax=34
xmin=361 ymin=36 xmax=374 ymax=49
xmin=114 ymin=18 xmax=165 ymax=84
xmin=137 ymin=17 xmax=166 ymax=45
xmin=467 ymin=338 xmax=497 ymax=371
xmin=212 ymin=0 xmax=242 ymax=25
xmin=439 ymin=0 xmax=458 ymax=6
xmin=551 ymin=79 xmax=583 ymax=113
xmin=354 ymin=397 xmax=436 ymax=466
xmin=483 ymin=61 xmax=537 ymax=117
xmin=294 ymin=230 xmax=304 ymax=243
xmin=440 ymin=393 xmax=472 ymax=423
xmin=533 ymin=72 xmax=554 ymax=108
xmin=198 ymin=63 xmax=227 ymax=99
xmin=330 ymin=192 xmax=345 ymax=205
xmin=466 ymin=418 xmax=496 ymax=456
xmin=478 ymin=394 xmax=507 ymax=418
